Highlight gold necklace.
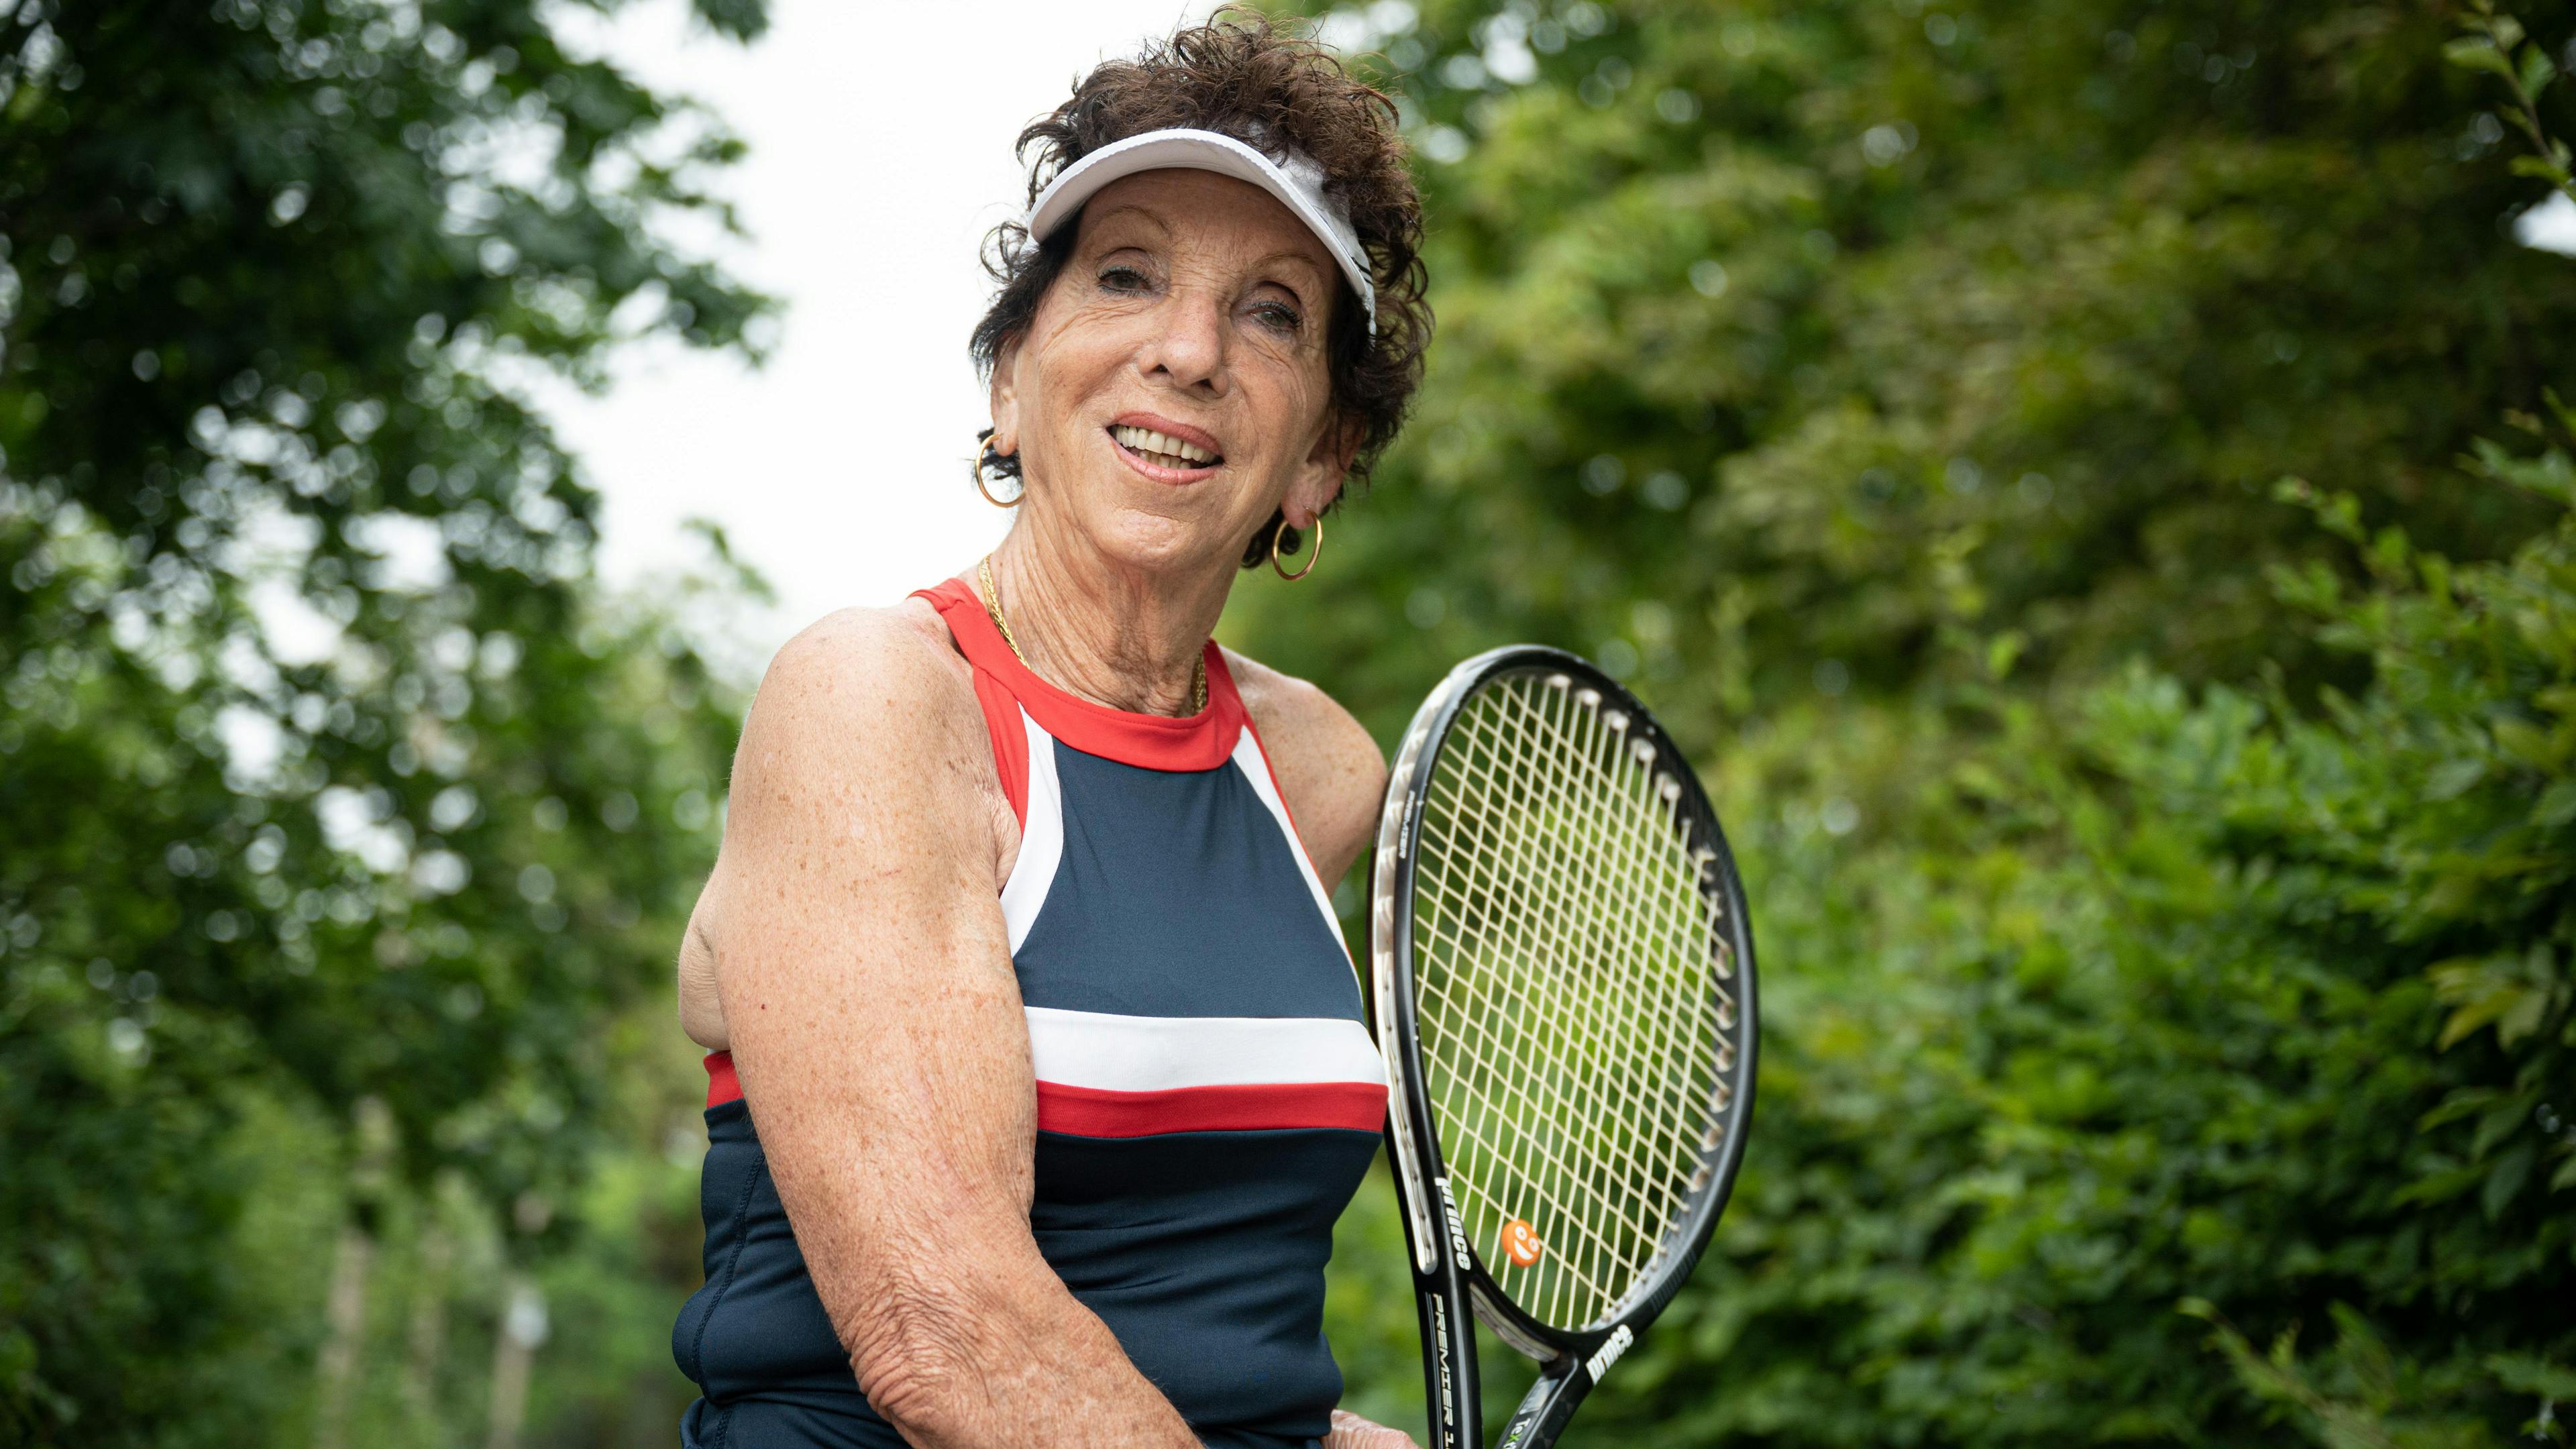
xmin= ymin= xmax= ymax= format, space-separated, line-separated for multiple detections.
xmin=977 ymin=554 xmax=1207 ymax=716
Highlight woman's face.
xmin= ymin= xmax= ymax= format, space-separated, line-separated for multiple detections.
xmin=990 ymin=168 xmax=1353 ymax=575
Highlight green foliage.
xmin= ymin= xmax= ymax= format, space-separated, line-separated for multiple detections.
xmin=1678 ymin=422 xmax=2571 ymax=1446
xmin=0 ymin=0 xmax=767 ymax=1440
xmin=1250 ymin=0 xmax=2576 ymax=724
xmin=2449 ymin=0 xmax=2575 ymax=198
xmin=2180 ymin=1299 xmax=2498 ymax=1449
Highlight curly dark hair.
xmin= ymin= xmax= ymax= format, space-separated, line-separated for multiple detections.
xmin=969 ymin=7 xmax=1432 ymax=568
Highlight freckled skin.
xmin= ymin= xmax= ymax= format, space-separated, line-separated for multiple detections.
xmin=671 ymin=168 xmax=1407 ymax=1448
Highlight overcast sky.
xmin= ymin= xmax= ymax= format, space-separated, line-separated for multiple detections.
xmin=536 ymin=0 xmax=1218 ymax=659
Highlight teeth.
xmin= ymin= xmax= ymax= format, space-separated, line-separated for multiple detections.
xmin=1112 ymin=425 xmax=1215 ymax=465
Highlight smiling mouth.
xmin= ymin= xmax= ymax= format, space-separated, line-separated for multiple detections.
xmin=1110 ymin=423 xmax=1222 ymax=470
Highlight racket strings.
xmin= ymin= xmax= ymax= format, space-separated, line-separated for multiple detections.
xmin=1416 ymin=700 xmax=1643 ymax=1314
xmin=1410 ymin=672 xmax=1737 ymax=1330
xmin=1527 ymin=682 xmax=1727 ymax=1309
xmin=1418 ymin=696 xmax=1669 ymax=1326
xmin=1424 ymin=697 xmax=1720 ymax=1330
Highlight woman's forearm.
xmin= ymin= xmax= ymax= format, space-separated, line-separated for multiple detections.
xmin=842 ymin=1234 xmax=1196 ymax=1449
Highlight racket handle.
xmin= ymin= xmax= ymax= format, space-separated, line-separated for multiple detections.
xmin=1491 ymin=1356 xmax=1589 ymax=1449
xmin=1413 ymin=1282 xmax=1479 ymax=1449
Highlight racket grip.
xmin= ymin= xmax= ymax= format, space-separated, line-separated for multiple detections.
xmin=1491 ymin=1356 xmax=1588 ymax=1449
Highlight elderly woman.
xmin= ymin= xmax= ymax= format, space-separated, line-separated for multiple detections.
xmin=667 ymin=15 xmax=1432 ymax=1449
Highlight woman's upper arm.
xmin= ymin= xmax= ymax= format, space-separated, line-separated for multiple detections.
xmin=694 ymin=608 xmax=1041 ymax=1372
xmin=1232 ymin=656 xmax=1388 ymax=883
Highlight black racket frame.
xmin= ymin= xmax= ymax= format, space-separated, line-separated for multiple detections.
xmin=1368 ymin=645 xmax=1758 ymax=1449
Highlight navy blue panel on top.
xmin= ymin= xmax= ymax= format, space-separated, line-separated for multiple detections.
xmin=1034 ymin=1127 xmax=1379 ymax=1438
xmin=675 ymin=1100 xmax=906 ymax=1449
xmin=673 ymin=1101 xmax=1377 ymax=1449
xmin=1018 ymin=742 xmax=1362 ymax=1021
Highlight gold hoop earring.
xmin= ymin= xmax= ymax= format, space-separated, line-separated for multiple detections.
xmin=971 ymin=435 xmax=1022 ymax=508
xmin=1271 ymin=515 xmax=1322 ymax=582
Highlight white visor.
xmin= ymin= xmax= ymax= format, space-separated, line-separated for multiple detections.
xmin=1021 ymin=127 xmax=1377 ymax=339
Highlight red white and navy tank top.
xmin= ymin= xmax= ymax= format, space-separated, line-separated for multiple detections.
xmin=672 ymin=575 xmax=1386 ymax=1449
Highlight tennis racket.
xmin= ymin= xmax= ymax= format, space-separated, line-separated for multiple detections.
xmin=1368 ymin=646 xmax=1758 ymax=1449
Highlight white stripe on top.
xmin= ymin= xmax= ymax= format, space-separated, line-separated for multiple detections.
xmin=1024 ymin=1007 xmax=1385 ymax=1093
xmin=999 ymin=706 xmax=1063 ymax=954
xmin=1229 ymin=729 xmax=1349 ymax=963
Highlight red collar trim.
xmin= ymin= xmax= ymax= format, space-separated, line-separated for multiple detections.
xmin=913 ymin=575 xmax=1246 ymax=771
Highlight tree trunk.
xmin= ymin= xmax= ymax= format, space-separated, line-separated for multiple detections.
xmin=312 ymin=1096 xmax=392 ymax=1449
xmin=484 ymin=1275 xmax=548 ymax=1449
xmin=400 ymin=1223 xmax=452 ymax=1432
xmin=309 ymin=1222 xmax=374 ymax=1449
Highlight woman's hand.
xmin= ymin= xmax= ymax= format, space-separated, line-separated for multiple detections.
xmin=1325 ymin=1407 xmax=1425 ymax=1449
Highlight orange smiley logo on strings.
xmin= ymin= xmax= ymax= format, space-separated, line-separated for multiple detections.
xmin=1501 ymin=1218 xmax=1544 ymax=1267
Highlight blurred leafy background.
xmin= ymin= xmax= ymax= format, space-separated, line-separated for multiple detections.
xmin=3 ymin=0 xmax=2572 ymax=1446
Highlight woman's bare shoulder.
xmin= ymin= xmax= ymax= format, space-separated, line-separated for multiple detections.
xmin=682 ymin=598 xmax=1004 ymax=1026
xmin=739 ymin=597 xmax=981 ymax=751
xmin=1224 ymin=648 xmax=1387 ymax=882
xmin=758 ymin=597 xmax=967 ymax=704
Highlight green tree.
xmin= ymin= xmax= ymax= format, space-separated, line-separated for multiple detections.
xmin=1572 ymin=421 xmax=2576 ymax=1446
xmin=1251 ymin=0 xmax=2576 ymax=725
xmin=1316 ymin=419 xmax=2576 ymax=1442
xmin=0 ymin=0 xmax=767 ymax=1440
